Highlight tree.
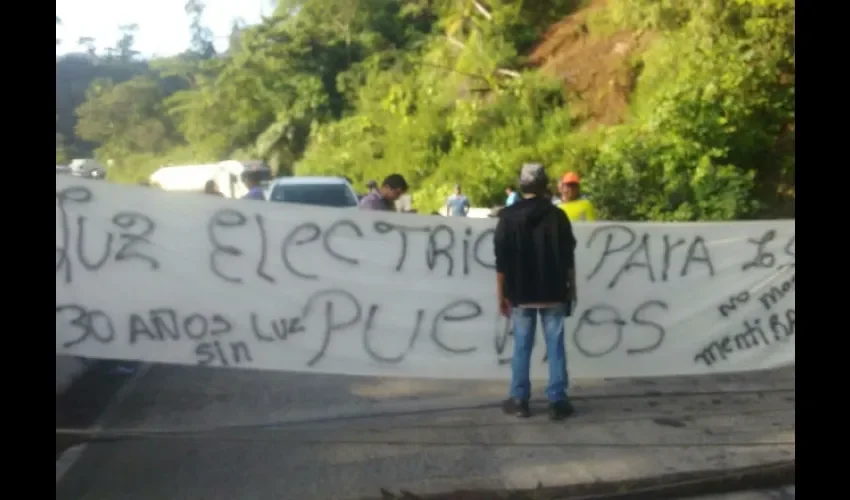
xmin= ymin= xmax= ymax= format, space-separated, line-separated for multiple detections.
xmin=113 ymin=24 xmax=141 ymax=62
xmin=59 ymin=0 xmax=795 ymax=219
xmin=77 ymin=37 xmax=97 ymax=57
xmin=75 ymin=75 xmax=182 ymax=156
xmin=185 ymin=0 xmax=217 ymax=58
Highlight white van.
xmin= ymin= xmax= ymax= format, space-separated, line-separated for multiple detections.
xmin=149 ymin=164 xmax=219 ymax=192
xmin=149 ymin=160 xmax=273 ymax=199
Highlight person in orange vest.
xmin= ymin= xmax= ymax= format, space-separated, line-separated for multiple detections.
xmin=557 ymin=172 xmax=597 ymax=222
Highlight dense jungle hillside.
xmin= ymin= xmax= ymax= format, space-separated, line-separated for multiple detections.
xmin=56 ymin=0 xmax=795 ymax=220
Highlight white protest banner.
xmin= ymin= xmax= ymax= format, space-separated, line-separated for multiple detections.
xmin=56 ymin=176 xmax=795 ymax=380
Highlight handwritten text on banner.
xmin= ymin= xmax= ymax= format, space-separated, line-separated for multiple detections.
xmin=56 ymin=176 xmax=795 ymax=380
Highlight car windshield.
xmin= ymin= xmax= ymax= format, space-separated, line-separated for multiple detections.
xmin=270 ymin=183 xmax=358 ymax=207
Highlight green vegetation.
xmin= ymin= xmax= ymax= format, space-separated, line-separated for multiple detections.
xmin=56 ymin=0 xmax=794 ymax=219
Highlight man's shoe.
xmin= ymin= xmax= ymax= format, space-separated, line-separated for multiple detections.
xmin=502 ymin=398 xmax=531 ymax=418
xmin=548 ymin=400 xmax=575 ymax=421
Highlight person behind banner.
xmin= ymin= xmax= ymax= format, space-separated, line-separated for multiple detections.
xmin=446 ymin=184 xmax=470 ymax=217
xmin=494 ymin=162 xmax=578 ymax=420
xmin=557 ymin=172 xmax=596 ymax=221
xmin=505 ymin=185 xmax=519 ymax=207
xmin=204 ymin=180 xmax=224 ymax=197
xmin=358 ymin=174 xmax=409 ymax=211
xmin=241 ymin=171 xmax=266 ymax=201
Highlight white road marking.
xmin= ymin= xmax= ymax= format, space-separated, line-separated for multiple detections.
xmin=56 ymin=363 xmax=153 ymax=483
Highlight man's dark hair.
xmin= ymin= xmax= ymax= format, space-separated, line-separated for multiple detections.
xmin=382 ymin=174 xmax=409 ymax=191
xmin=506 ymin=185 xmax=515 ymax=191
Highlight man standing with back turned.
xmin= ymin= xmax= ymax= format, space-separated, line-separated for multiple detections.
xmin=494 ymin=162 xmax=578 ymax=420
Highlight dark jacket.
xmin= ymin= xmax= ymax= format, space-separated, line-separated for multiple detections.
xmin=494 ymin=196 xmax=576 ymax=306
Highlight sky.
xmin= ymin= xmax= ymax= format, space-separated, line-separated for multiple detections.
xmin=56 ymin=0 xmax=274 ymax=57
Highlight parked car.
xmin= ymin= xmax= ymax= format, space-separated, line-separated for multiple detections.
xmin=266 ymin=176 xmax=359 ymax=208
xmin=68 ymin=158 xmax=104 ymax=175
xmin=65 ymin=159 xmax=107 ymax=179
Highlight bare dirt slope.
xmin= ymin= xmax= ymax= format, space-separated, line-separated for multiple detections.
xmin=529 ymin=0 xmax=652 ymax=127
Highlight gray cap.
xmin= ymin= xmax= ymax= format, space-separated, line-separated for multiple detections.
xmin=518 ymin=162 xmax=548 ymax=190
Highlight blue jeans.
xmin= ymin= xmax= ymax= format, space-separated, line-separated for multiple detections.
xmin=510 ymin=304 xmax=569 ymax=402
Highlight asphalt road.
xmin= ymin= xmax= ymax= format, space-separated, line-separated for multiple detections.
xmin=56 ymin=365 xmax=795 ymax=500
xmin=695 ymin=486 xmax=795 ymax=499
xmin=56 ymin=360 xmax=142 ymax=458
